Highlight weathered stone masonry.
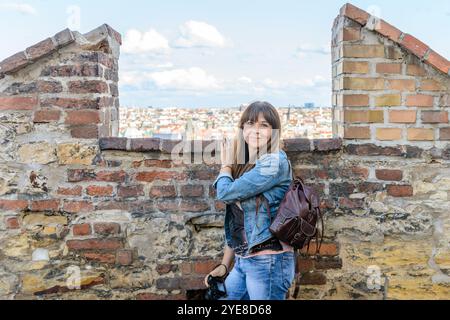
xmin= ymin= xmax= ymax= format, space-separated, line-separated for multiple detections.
xmin=0 ymin=3 xmax=449 ymax=299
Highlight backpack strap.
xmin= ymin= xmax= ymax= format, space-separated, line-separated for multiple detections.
xmin=288 ymin=159 xmax=294 ymax=180
xmin=317 ymin=207 xmax=324 ymax=254
xmin=292 ymin=248 xmax=301 ymax=299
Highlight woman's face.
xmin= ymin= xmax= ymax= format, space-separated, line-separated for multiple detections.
xmin=243 ymin=112 xmax=273 ymax=150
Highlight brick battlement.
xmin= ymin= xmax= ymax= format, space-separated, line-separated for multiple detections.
xmin=98 ymin=137 xmax=343 ymax=153
xmin=332 ymin=3 xmax=450 ymax=149
xmin=338 ymin=3 xmax=449 ymax=75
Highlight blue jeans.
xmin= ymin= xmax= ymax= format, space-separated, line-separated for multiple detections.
xmin=219 ymin=251 xmax=295 ymax=300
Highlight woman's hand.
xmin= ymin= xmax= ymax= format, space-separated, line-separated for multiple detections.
xmin=204 ymin=264 xmax=228 ymax=287
xmin=220 ymin=137 xmax=235 ymax=167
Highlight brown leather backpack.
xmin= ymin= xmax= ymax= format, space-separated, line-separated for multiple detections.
xmin=256 ymin=160 xmax=324 ymax=298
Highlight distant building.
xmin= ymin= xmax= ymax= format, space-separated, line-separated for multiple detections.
xmin=304 ymin=102 xmax=315 ymax=109
xmin=124 ymin=127 xmax=142 ymax=138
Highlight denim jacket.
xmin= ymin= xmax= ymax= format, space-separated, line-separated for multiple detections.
xmin=212 ymin=150 xmax=292 ymax=257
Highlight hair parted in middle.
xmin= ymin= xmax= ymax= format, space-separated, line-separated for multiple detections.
xmin=229 ymin=101 xmax=283 ymax=180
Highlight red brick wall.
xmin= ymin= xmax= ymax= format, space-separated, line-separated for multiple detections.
xmin=332 ymin=4 xmax=450 ymax=144
xmin=0 ymin=25 xmax=120 ymax=139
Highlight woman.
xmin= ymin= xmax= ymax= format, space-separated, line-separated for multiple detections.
xmin=205 ymin=101 xmax=295 ymax=300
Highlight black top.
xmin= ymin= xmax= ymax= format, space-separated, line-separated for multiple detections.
xmin=228 ymin=203 xmax=248 ymax=256
xmin=227 ymin=202 xmax=282 ymax=256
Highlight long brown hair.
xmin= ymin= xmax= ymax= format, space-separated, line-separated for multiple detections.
xmin=230 ymin=101 xmax=283 ymax=179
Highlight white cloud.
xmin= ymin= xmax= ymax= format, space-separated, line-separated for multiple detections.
xmin=0 ymin=2 xmax=37 ymax=15
xmin=122 ymin=28 xmax=170 ymax=54
xmin=149 ymin=67 xmax=222 ymax=90
xmin=263 ymin=78 xmax=286 ymax=89
xmin=120 ymin=67 xmax=222 ymax=91
xmin=227 ymin=75 xmax=330 ymax=95
xmin=292 ymin=75 xmax=330 ymax=88
xmin=173 ymin=20 xmax=229 ymax=48
xmin=238 ymin=76 xmax=252 ymax=84
xmin=153 ymin=62 xmax=174 ymax=68
xmin=119 ymin=60 xmax=330 ymax=99
xmin=121 ymin=59 xmax=174 ymax=71
xmin=242 ymin=76 xmax=330 ymax=92
xmin=120 ymin=71 xmax=147 ymax=87
xmin=295 ymin=44 xmax=331 ymax=58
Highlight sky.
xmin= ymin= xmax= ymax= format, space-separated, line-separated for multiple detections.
xmin=0 ymin=0 xmax=449 ymax=108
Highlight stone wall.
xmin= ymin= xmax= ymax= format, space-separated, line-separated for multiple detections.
xmin=0 ymin=4 xmax=449 ymax=300
xmin=327 ymin=3 xmax=450 ymax=299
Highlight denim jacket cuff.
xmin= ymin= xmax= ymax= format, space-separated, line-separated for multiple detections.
xmin=212 ymin=172 xmax=234 ymax=190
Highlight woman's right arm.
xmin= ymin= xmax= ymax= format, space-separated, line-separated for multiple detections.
xmin=221 ymin=245 xmax=235 ymax=270
xmin=212 ymin=153 xmax=284 ymax=204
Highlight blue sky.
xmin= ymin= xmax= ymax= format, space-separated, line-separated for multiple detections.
xmin=1 ymin=0 xmax=449 ymax=108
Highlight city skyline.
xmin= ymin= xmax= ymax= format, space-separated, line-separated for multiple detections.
xmin=118 ymin=106 xmax=332 ymax=140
